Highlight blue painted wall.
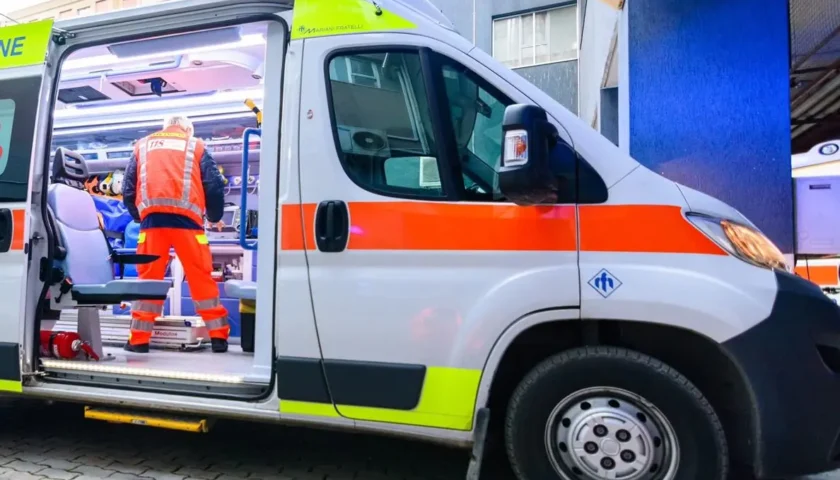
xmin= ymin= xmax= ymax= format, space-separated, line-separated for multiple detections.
xmin=627 ymin=0 xmax=793 ymax=252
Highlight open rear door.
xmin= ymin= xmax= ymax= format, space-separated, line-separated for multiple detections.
xmin=0 ymin=20 xmax=56 ymax=392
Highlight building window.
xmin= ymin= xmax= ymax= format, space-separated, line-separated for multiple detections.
xmin=77 ymin=6 xmax=91 ymax=17
xmin=492 ymin=5 xmax=578 ymax=68
xmin=58 ymin=9 xmax=74 ymax=19
xmin=344 ymin=57 xmax=381 ymax=88
xmin=95 ymin=0 xmax=110 ymax=13
xmin=122 ymin=0 xmax=138 ymax=7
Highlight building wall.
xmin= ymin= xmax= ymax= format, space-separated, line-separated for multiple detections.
xmin=418 ymin=0 xmax=581 ymax=113
xmin=577 ymin=0 xmax=620 ymax=129
xmin=516 ymin=61 xmax=578 ymax=112
xmin=3 ymin=0 xmax=165 ymax=24
xmin=478 ymin=0 xmax=578 ymax=113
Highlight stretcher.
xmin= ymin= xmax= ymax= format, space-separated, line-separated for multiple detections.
xmin=52 ymin=311 xmax=209 ymax=351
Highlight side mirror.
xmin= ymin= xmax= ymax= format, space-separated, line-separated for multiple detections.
xmin=498 ymin=104 xmax=563 ymax=205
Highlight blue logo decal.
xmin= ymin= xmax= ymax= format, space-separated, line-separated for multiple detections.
xmin=819 ymin=143 xmax=839 ymax=156
xmin=588 ymin=269 xmax=622 ymax=298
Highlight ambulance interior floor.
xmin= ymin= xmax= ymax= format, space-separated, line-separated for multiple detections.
xmin=42 ymin=344 xmax=255 ymax=384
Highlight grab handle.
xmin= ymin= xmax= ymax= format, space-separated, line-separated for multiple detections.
xmin=240 ymin=128 xmax=260 ymax=251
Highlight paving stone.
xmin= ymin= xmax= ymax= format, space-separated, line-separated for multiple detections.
xmin=5 ymin=460 xmax=47 ymax=473
xmin=0 ymin=471 xmax=47 ymax=480
xmin=38 ymin=468 xmax=79 ymax=480
xmin=172 ymin=467 xmax=219 ymax=479
xmin=133 ymin=472 xmax=185 ymax=480
xmin=136 ymin=460 xmax=177 ymax=472
xmin=38 ymin=459 xmax=83 ymax=471
xmin=0 ymin=448 xmax=19 ymax=457
xmin=72 ymin=456 xmax=114 ymax=468
xmin=72 ymin=465 xmax=115 ymax=478
xmin=105 ymin=462 xmax=148 ymax=476
xmin=106 ymin=473 xmax=150 ymax=480
xmin=15 ymin=453 xmax=51 ymax=464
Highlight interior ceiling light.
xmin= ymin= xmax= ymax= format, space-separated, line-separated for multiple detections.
xmin=53 ymin=112 xmax=256 ymax=137
xmin=54 ymin=87 xmax=264 ymax=119
xmin=63 ymin=34 xmax=266 ymax=72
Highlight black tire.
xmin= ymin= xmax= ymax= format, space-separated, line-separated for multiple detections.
xmin=505 ymin=346 xmax=728 ymax=480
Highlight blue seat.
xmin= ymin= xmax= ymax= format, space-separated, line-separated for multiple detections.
xmin=224 ymin=280 xmax=257 ymax=301
xmin=48 ymin=148 xmax=172 ymax=306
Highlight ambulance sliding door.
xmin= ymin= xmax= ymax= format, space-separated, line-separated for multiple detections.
xmin=0 ymin=20 xmax=55 ymax=391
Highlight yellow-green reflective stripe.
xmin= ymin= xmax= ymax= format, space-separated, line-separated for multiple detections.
xmin=240 ymin=300 xmax=256 ymax=314
xmin=291 ymin=0 xmax=416 ymax=40
xmin=0 ymin=20 xmax=53 ymax=70
xmin=0 ymin=380 xmax=22 ymax=393
xmin=339 ymin=367 xmax=481 ymax=430
xmin=278 ymin=367 xmax=481 ymax=431
xmin=280 ymin=400 xmax=340 ymax=418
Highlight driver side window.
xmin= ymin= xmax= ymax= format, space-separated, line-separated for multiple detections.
xmin=440 ymin=63 xmax=511 ymax=202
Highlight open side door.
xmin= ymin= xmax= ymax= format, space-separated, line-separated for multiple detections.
xmin=23 ymin=0 xmax=293 ymax=397
xmin=0 ymin=20 xmax=56 ymax=392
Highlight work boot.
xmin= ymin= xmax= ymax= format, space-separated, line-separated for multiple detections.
xmin=124 ymin=342 xmax=150 ymax=353
xmin=211 ymin=338 xmax=228 ymax=353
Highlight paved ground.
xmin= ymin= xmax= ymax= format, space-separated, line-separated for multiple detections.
xmin=0 ymin=399 xmax=473 ymax=480
xmin=0 ymin=398 xmax=836 ymax=480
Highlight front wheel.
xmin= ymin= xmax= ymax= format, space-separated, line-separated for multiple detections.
xmin=505 ymin=346 xmax=728 ymax=480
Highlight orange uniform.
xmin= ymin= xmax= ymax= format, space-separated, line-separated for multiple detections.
xmin=122 ymin=125 xmax=229 ymax=351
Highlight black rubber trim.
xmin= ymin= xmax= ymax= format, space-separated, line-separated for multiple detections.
xmin=69 ymin=290 xmax=169 ymax=305
xmin=276 ymin=356 xmax=331 ymax=404
xmin=722 ymin=270 xmax=840 ymax=477
xmin=276 ymin=356 xmax=427 ymax=410
xmin=0 ymin=343 xmax=20 ymax=381
xmin=324 ymin=359 xmax=425 ymax=410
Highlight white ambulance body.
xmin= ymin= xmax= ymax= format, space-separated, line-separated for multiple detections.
xmin=0 ymin=1 xmax=835 ymax=479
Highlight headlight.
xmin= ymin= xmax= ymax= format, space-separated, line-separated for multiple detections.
xmin=687 ymin=213 xmax=788 ymax=271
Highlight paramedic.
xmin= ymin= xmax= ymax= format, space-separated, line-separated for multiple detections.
xmin=122 ymin=115 xmax=230 ymax=353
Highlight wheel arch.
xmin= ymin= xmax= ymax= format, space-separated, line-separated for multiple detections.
xmin=476 ymin=314 xmax=759 ymax=472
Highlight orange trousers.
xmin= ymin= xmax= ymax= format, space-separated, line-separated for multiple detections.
xmin=129 ymin=228 xmax=230 ymax=345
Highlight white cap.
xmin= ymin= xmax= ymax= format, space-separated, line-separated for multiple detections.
xmin=163 ymin=115 xmax=194 ymax=135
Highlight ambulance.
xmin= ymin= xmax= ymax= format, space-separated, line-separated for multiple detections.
xmin=793 ymin=139 xmax=840 ymax=303
xmin=0 ymin=1 xmax=836 ymax=479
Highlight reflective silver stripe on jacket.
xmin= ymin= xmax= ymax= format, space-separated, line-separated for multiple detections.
xmin=194 ymin=297 xmax=222 ymax=311
xmin=204 ymin=318 xmax=229 ymax=331
xmin=137 ymin=136 xmax=202 ymax=218
xmin=138 ymin=141 xmax=148 ymax=204
xmin=129 ymin=319 xmax=155 ymax=332
xmin=138 ymin=198 xmax=204 ymax=218
xmin=132 ymin=301 xmax=163 ymax=315
xmin=181 ymin=137 xmax=198 ymax=207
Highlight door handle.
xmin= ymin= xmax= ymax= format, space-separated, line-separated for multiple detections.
xmin=315 ymin=200 xmax=349 ymax=252
xmin=0 ymin=209 xmax=12 ymax=253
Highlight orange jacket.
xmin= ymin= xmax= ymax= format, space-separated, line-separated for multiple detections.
xmin=126 ymin=126 xmax=214 ymax=226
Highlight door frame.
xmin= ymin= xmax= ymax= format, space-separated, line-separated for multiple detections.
xmin=26 ymin=1 xmax=291 ymax=401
